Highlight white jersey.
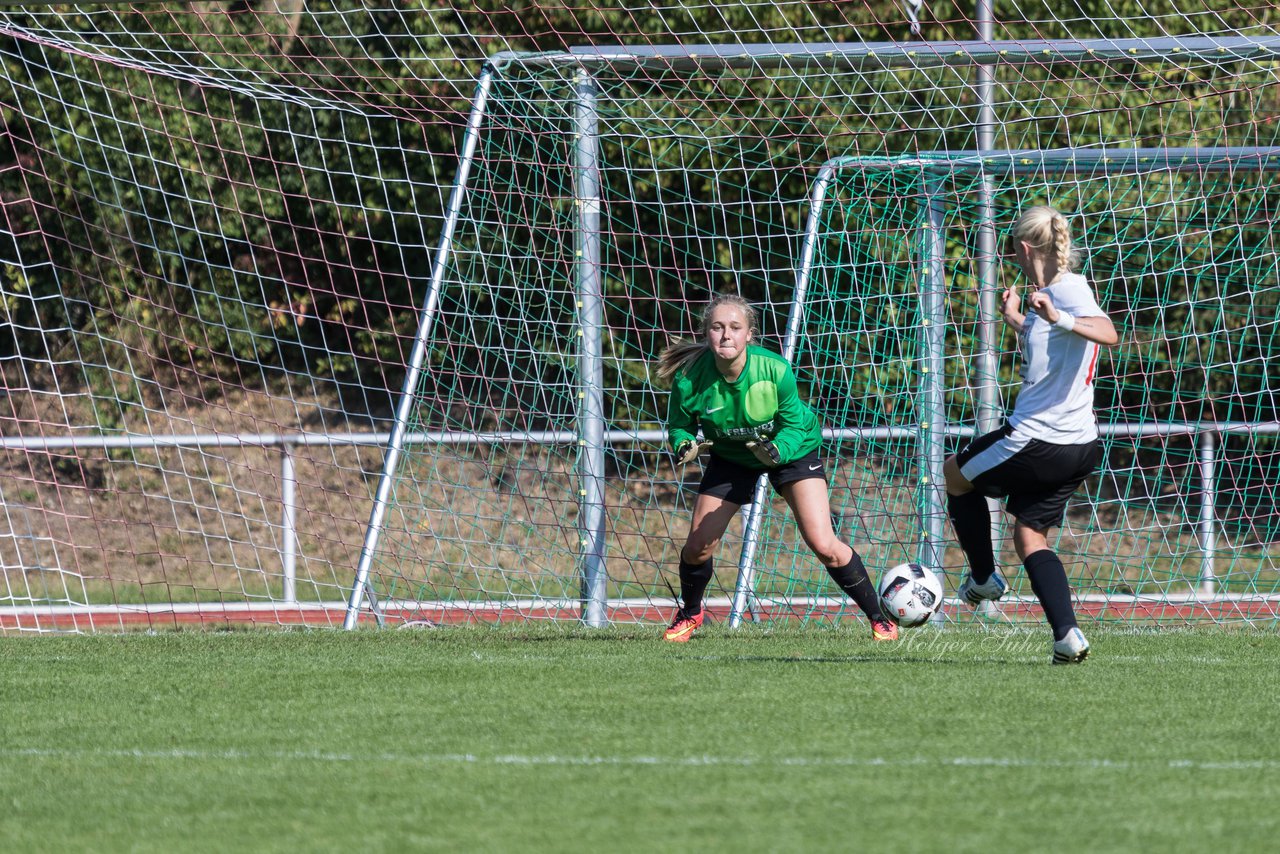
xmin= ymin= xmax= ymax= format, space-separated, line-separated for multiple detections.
xmin=1008 ymin=272 xmax=1105 ymax=444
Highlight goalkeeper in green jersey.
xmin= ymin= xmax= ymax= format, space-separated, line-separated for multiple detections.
xmin=655 ymin=294 xmax=897 ymax=642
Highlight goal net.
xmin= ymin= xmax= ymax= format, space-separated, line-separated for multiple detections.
xmin=2 ymin=4 xmax=1278 ymax=631
xmin=359 ymin=37 xmax=1280 ymax=628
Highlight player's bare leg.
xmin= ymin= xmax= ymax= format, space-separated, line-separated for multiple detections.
xmin=664 ymin=493 xmax=738 ymax=642
xmin=780 ymin=478 xmax=895 ymax=640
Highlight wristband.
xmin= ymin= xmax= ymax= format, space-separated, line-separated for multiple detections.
xmin=1053 ymin=312 xmax=1077 ymax=332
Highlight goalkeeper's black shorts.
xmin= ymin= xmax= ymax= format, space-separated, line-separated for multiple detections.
xmin=696 ymin=450 xmax=826 ymax=506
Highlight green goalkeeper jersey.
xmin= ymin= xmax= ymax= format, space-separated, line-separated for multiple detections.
xmin=667 ymin=345 xmax=823 ymax=470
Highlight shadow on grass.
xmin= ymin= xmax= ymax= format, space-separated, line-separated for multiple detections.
xmin=679 ymin=652 xmax=1044 ymax=667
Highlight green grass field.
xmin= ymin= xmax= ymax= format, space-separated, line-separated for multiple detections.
xmin=3 ymin=626 xmax=1279 ymax=852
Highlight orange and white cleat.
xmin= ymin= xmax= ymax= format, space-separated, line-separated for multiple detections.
xmin=662 ymin=607 xmax=705 ymax=643
xmin=871 ymin=619 xmax=900 ymax=642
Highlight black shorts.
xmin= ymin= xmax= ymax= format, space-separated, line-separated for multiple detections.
xmin=696 ymin=450 xmax=827 ymax=506
xmin=955 ymin=424 xmax=1101 ymax=531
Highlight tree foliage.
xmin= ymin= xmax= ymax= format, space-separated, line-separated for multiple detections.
xmin=2 ymin=2 xmax=1278 ymax=431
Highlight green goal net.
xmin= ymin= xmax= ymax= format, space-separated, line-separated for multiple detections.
xmin=360 ymin=44 xmax=1280 ymax=628
xmin=2 ymin=4 xmax=1279 ymax=631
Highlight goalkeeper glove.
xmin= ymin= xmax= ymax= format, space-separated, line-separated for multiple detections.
xmin=745 ymin=433 xmax=781 ymax=467
xmin=675 ymin=440 xmax=713 ymax=465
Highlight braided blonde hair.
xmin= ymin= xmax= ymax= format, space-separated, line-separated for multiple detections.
xmin=1012 ymin=205 xmax=1080 ymax=273
xmin=655 ymin=294 xmax=758 ymax=383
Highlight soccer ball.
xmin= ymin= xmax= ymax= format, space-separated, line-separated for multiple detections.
xmin=877 ymin=563 xmax=944 ymax=628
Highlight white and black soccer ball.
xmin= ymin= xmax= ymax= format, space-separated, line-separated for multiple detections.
xmin=877 ymin=563 xmax=944 ymax=628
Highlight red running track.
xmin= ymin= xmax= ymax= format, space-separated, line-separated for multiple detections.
xmin=3 ymin=596 xmax=1278 ymax=632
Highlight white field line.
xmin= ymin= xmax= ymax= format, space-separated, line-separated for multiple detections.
xmin=3 ymin=747 xmax=1276 ymax=772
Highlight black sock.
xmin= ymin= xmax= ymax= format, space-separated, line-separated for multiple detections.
xmin=678 ymin=557 xmax=713 ymax=614
xmin=826 ymin=549 xmax=884 ymax=622
xmin=948 ymin=490 xmax=996 ymax=583
xmin=1023 ymin=549 xmax=1079 ymax=641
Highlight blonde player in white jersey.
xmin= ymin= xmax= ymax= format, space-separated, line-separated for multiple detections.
xmin=943 ymin=205 xmax=1119 ymax=664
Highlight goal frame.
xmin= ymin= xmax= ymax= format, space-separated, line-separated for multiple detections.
xmin=344 ymin=35 xmax=1280 ymax=630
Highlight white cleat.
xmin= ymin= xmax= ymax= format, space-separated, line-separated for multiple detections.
xmin=957 ymin=570 xmax=1008 ymax=606
xmin=1052 ymin=627 xmax=1090 ymax=665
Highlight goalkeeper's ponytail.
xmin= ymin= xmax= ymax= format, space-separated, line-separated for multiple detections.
xmin=656 ymin=294 xmax=758 ymax=383
xmin=656 ymin=339 xmax=706 ymax=383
